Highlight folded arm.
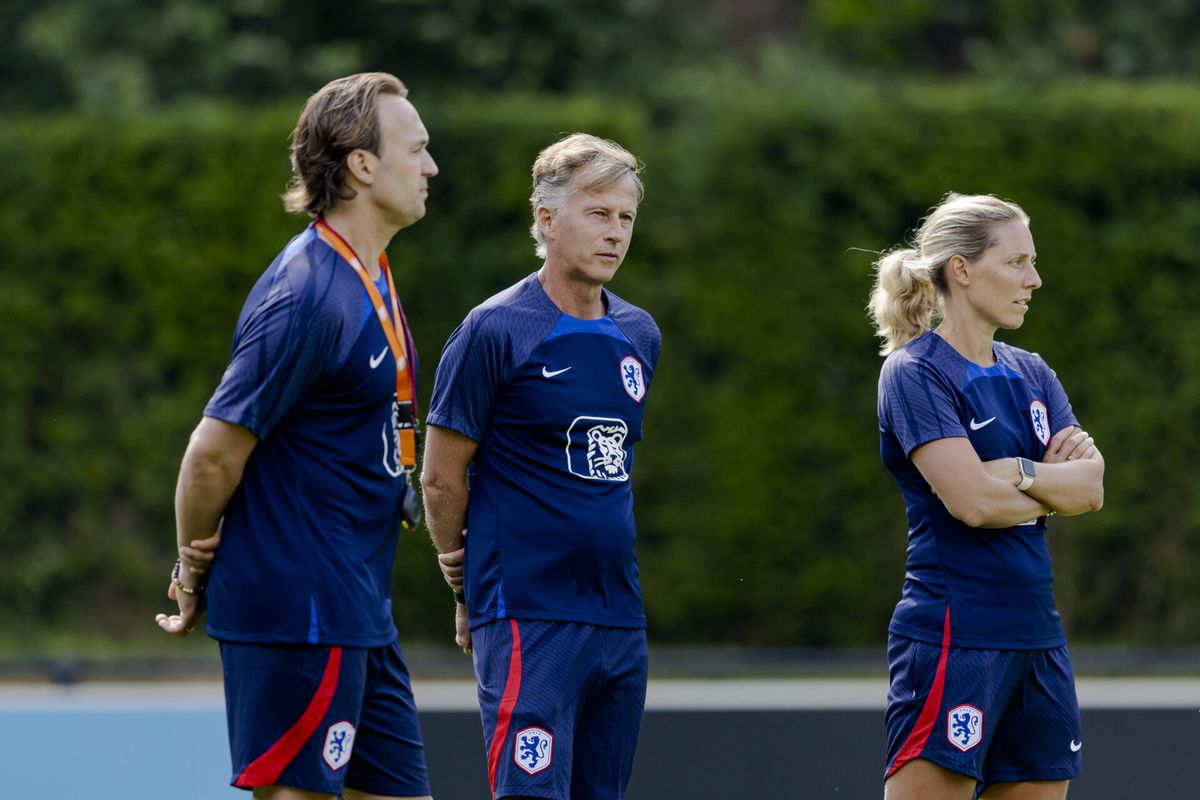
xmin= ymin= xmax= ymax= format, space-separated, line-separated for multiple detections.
xmin=914 ymin=424 xmax=1104 ymax=529
xmin=986 ymin=425 xmax=1105 ymax=516
xmin=912 ymin=437 xmax=1050 ymax=529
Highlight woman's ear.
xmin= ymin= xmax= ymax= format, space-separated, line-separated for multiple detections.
xmin=947 ymin=254 xmax=970 ymax=287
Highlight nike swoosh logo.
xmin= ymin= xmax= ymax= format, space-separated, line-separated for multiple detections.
xmin=542 ymin=366 xmax=572 ymax=378
xmin=1070 ymin=740 xmax=1082 ymax=752
xmin=369 ymin=347 xmax=389 ymax=369
xmin=969 ymin=416 xmax=997 ymax=430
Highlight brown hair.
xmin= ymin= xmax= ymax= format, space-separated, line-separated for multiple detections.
xmin=282 ymin=72 xmax=408 ymax=218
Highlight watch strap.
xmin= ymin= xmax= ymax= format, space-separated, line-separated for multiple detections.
xmin=1016 ymin=457 xmax=1036 ymax=492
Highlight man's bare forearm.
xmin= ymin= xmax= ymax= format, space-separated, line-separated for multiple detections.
xmin=421 ymin=475 xmax=468 ymax=554
xmin=420 ymin=424 xmax=479 ymax=555
xmin=175 ymin=418 xmax=257 ymax=549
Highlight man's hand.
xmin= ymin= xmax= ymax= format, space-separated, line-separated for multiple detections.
xmin=455 ymin=602 xmax=472 ymax=655
xmin=157 ymin=522 xmax=221 ymax=637
xmin=437 ymin=529 xmax=467 ymax=592
xmin=179 ymin=529 xmax=221 ymax=577
xmin=1044 ymin=426 xmax=1097 ymax=463
xmin=155 ymin=564 xmax=205 ymax=636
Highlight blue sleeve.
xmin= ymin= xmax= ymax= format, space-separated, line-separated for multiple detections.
xmin=609 ymin=296 xmax=662 ymax=375
xmin=204 ymin=261 xmax=344 ymax=439
xmin=426 ymin=309 xmax=510 ymax=442
xmin=1038 ymin=357 xmax=1079 ymax=435
xmin=879 ymin=355 xmax=967 ymax=457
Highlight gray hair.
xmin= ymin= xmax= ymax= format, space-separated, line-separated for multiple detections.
xmin=868 ymin=193 xmax=1030 ymax=355
xmin=529 ymin=133 xmax=644 ymax=258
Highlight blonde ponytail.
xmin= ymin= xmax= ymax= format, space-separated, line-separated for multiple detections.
xmin=869 ymin=248 xmax=940 ymax=355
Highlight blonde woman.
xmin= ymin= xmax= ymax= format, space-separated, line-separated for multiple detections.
xmin=869 ymin=194 xmax=1104 ymax=800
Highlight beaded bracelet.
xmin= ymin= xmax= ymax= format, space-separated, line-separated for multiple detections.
xmin=172 ymin=558 xmax=206 ymax=595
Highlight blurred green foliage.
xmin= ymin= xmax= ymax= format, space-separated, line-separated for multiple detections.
xmin=2 ymin=74 xmax=1198 ymax=648
xmin=2 ymin=0 xmax=1198 ymax=113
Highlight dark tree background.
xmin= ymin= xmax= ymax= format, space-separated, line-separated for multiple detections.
xmin=3 ymin=0 xmax=1198 ymax=113
xmin=1 ymin=2 xmax=1198 ymax=655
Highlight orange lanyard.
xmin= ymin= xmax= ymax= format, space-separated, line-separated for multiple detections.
xmin=314 ymin=219 xmax=418 ymax=467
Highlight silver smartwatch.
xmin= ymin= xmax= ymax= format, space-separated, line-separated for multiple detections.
xmin=1016 ymin=457 xmax=1037 ymax=492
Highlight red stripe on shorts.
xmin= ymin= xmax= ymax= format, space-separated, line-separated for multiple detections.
xmin=487 ymin=619 xmax=523 ymax=793
xmin=886 ymin=606 xmax=952 ymax=777
xmin=235 ymin=646 xmax=343 ymax=788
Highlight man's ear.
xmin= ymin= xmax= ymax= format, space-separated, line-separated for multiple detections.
xmin=345 ymin=149 xmax=375 ymax=188
xmin=536 ymin=205 xmax=555 ymax=240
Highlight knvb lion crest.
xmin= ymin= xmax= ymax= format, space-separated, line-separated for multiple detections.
xmin=947 ymin=704 xmax=983 ymax=752
xmin=513 ymin=726 xmax=553 ymax=775
xmin=323 ymin=721 xmax=356 ymax=770
xmin=565 ymin=416 xmax=630 ymax=482
xmin=1029 ymin=400 xmax=1050 ymax=446
xmin=620 ymin=356 xmax=646 ymax=402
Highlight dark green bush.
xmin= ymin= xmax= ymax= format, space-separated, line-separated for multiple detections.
xmin=2 ymin=79 xmax=1197 ymax=648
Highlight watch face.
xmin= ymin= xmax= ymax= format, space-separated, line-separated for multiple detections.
xmin=1019 ymin=458 xmax=1036 ymax=478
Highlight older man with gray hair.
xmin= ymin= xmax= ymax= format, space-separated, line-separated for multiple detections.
xmin=421 ymin=133 xmax=660 ymax=800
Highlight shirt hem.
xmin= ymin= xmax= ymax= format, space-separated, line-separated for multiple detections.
xmin=467 ymin=608 xmax=646 ymax=631
xmin=902 ymin=431 xmax=968 ymax=459
xmin=201 ymin=407 xmax=267 ymax=441
xmin=207 ymin=626 xmax=398 ymax=649
xmin=888 ymin=621 xmax=1066 ymax=650
xmin=424 ymin=412 xmax=482 ymax=443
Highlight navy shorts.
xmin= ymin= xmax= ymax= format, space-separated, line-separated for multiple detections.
xmin=472 ymin=619 xmax=648 ymax=800
xmin=884 ymin=632 xmax=1082 ymax=790
xmin=221 ymin=640 xmax=430 ymax=796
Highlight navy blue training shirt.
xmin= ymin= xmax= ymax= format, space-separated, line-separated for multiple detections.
xmin=878 ymin=330 xmax=1077 ymax=649
xmin=203 ymin=224 xmax=415 ymax=647
xmin=427 ymin=273 xmax=661 ymax=630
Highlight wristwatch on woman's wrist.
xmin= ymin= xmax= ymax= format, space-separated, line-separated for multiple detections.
xmin=1016 ymin=457 xmax=1037 ymax=492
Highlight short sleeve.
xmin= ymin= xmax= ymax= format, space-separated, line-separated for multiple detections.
xmin=609 ymin=298 xmax=662 ymax=374
xmin=425 ymin=310 xmax=509 ymax=442
xmin=1038 ymin=357 xmax=1079 ymax=435
xmin=204 ymin=265 xmax=341 ymax=439
xmin=879 ymin=355 xmax=967 ymax=457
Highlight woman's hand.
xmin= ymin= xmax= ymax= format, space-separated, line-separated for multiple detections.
xmin=980 ymin=457 xmax=1020 ymax=487
xmin=1043 ymin=426 xmax=1097 ymax=463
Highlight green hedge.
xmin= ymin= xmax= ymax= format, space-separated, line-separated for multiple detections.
xmin=3 ymin=78 xmax=1198 ymax=648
